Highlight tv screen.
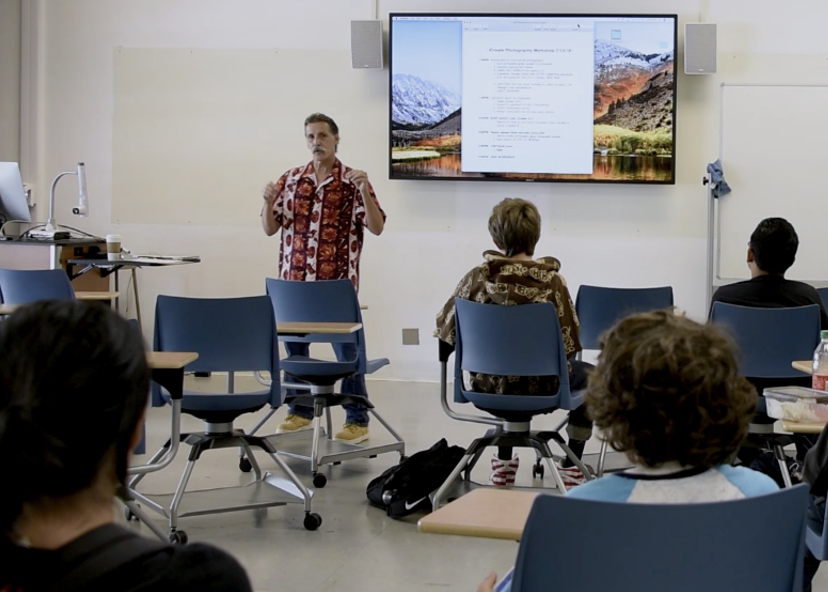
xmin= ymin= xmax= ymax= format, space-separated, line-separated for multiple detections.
xmin=389 ymin=13 xmax=677 ymax=184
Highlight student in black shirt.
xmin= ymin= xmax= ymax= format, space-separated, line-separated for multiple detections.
xmin=711 ymin=217 xmax=828 ymax=329
xmin=711 ymin=217 xmax=826 ymax=466
xmin=0 ymin=301 xmax=252 ymax=592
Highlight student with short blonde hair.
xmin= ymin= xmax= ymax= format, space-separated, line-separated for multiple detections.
xmin=436 ymin=198 xmax=592 ymax=487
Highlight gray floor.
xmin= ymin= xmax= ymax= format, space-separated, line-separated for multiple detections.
xmin=126 ymin=377 xmax=828 ymax=592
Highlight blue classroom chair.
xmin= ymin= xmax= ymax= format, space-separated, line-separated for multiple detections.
xmin=432 ymin=299 xmax=593 ymax=508
xmin=513 ymin=486 xmax=808 ymax=592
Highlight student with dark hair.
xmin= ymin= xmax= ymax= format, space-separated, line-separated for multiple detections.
xmin=0 ymin=301 xmax=252 ymax=592
xmin=711 ymin=217 xmax=827 ymax=467
xmin=436 ymin=198 xmax=592 ymax=487
xmin=711 ymin=217 xmax=828 ymax=328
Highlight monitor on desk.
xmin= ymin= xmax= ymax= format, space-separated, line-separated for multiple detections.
xmin=0 ymin=163 xmax=32 ymax=224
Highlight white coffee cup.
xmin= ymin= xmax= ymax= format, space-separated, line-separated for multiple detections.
xmin=106 ymin=234 xmax=122 ymax=261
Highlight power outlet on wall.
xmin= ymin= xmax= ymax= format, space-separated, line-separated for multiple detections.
xmin=402 ymin=328 xmax=420 ymax=345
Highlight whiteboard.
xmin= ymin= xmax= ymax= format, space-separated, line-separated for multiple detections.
xmin=718 ymin=84 xmax=828 ymax=282
xmin=112 ymin=48 xmax=385 ymax=226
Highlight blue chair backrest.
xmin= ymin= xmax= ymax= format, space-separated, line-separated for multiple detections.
xmin=453 ymin=299 xmax=574 ymax=407
xmin=265 ymin=278 xmax=366 ymax=371
xmin=818 ymin=287 xmax=828 ymax=312
xmin=0 ymin=268 xmax=75 ymax=304
xmin=576 ymin=285 xmax=674 ymax=350
xmin=513 ymin=486 xmax=808 ymax=592
xmin=152 ymin=295 xmax=281 ymax=406
xmin=710 ymin=302 xmax=820 ymax=379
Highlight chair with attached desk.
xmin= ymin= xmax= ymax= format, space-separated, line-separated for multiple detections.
xmin=512 ymin=486 xmax=809 ymax=592
xmin=431 ymin=299 xmax=594 ymax=510
xmin=0 ymin=267 xmax=119 ymax=306
xmin=128 ymin=295 xmax=320 ymax=542
xmin=710 ymin=302 xmax=821 ymax=487
xmin=817 ymin=287 xmax=828 ymax=311
xmin=0 ymin=267 xmax=75 ymax=302
xmin=574 ymin=285 xmax=675 ymax=476
xmin=242 ymin=278 xmax=404 ymax=488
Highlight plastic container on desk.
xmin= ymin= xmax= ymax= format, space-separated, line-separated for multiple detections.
xmin=765 ymin=386 xmax=828 ymax=423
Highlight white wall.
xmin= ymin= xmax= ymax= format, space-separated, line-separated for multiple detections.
xmin=0 ymin=0 xmax=20 ymax=162
xmin=25 ymin=0 xmax=826 ymax=381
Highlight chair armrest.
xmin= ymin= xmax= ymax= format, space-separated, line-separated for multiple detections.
xmin=438 ymin=339 xmax=455 ymax=363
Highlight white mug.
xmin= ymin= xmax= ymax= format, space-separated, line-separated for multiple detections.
xmin=105 ymin=234 xmax=122 ymax=261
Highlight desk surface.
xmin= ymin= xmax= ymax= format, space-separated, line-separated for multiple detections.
xmin=277 ymin=321 xmax=362 ymax=335
xmin=75 ymin=290 xmax=120 ymax=301
xmin=3 ymin=237 xmax=102 ymax=247
xmin=782 ymin=419 xmax=826 ymax=434
xmin=418 ymin=488 xmax=539 ymax=541
xmin=68 ymin=257 xmax=197 ymax=268
xmin=146 ymin=352 xmax=199 ymax=369
xmin=793 ymin=360 xmax=812 ymax=375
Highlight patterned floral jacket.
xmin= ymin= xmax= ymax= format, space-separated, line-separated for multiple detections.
xmin=435 ymin=251 xmax=582 ymax=395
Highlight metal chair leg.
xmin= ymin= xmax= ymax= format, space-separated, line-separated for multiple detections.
xmin=432 ymin=453 xmax=473 ymax=510
xmin=597 ymin=439 xmax=608 ymax=477
xmin=556 ymin=439 xmax=595 ymax=481
xmin=239 ymin=439 xmax=263 ymax=480
xmin=774 ymin=443 xmax=794 ymax=488
xmin=169 ymin=459 xmax=197 ymax=532
xmin=541 ymin=442 xmax=568 ymax=494
xmin=325 ymin=406 xmax=333 ymax=440
xmin=125 ymin=499 xmax=168 ymax=542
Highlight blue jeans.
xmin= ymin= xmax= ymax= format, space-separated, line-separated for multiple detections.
xmin=284 ymin=341 xmax=369 ymax=426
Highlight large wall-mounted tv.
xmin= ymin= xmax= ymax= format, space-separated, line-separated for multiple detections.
xmin=389 ymin=13 xmax=677 ymax=184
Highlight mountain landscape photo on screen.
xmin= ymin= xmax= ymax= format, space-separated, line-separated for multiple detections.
xmin=390 ymin=16 xmax=676 ymax=183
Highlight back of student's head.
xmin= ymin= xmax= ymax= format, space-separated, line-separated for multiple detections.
xmin=750 ymin=217 xmax=798 ymax=275
xmin=586 ymin=310 xmax=756 ymax=469
xmin=0 ymin=301 xmax=150 ymax=537
xmin=488 ymin=198 xmax=541 ymax=257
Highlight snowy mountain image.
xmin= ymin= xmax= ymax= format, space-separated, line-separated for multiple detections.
xmin=593 ymin=39 xmax=674 ymax=127
xmin=391 ymin=74 xmax=461 ymax=127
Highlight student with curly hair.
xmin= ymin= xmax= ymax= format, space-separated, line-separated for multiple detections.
xmin=569 ymin=310 xmax=777 ymax=502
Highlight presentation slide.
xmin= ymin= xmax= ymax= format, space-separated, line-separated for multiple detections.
xmin=461 ymin=25 xmax=594 ymax=174
xmin=390 ymin=14 xmax=677 ymax=184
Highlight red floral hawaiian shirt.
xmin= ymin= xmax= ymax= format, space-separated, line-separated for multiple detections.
xmin=265 ymin=159 xmax=384 ymax=291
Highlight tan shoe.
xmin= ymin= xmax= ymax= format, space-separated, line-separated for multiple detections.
xmin=276 ymin=414 xmax=313 ymax=434
xmin=334 ymin=424 xmax=369 ymax=444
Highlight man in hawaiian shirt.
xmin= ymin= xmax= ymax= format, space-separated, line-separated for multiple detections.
xmin=261 ymin=113 xmax=385 ymax=443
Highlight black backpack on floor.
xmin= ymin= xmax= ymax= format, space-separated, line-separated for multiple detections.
xmin=367 ymin=438 xmax=466 ymax=518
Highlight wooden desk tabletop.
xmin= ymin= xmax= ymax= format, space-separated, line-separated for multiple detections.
xmin=75 ymin=290 xmax=120 ymax=301
xmin=782 ymin=420 xmax=825 ymax=434
xmin=418 ymin=488 xmax=539 ymax=541
xmin=793 ymin=360 xmax=812 ymax=375
xmin=146 ymin=352 xmax=199 ymax=369
xmin=277 ymin=321 xmax=362 ymax=335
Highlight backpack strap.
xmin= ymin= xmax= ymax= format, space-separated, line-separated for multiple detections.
xmin=52 ymin=524 xmax=169 ymax=591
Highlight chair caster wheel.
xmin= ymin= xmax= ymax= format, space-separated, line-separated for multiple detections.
xmin=239 ymin=457 xmax=253 ymax=473
xmin=303 ymin=512 xmax=323 ymax=531
xmin=332 ymin=461 xmax=342 ymax=466
xmin=253 ymin=507 xmax=268 ymax=526
xmin=532 ymin=463 xmax=545 ymax=479
xmin=369 ymin=454 xmax=378 ymax=459
xmin=169 ymin=530 xmax=188 ymax=544
xmin=313 ymin=473 xmax=328 ymax=488
xmin=125 ymin=506 xmax=138 ymax=521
